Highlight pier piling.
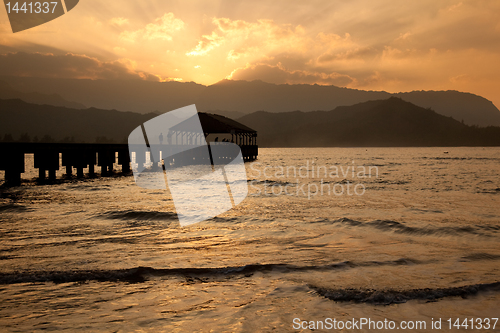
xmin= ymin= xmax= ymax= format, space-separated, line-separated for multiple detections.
xmin=1 ymin=139 xmax=258 ymax=186
xmin=0 ymin=143 xmax=129 ymax=186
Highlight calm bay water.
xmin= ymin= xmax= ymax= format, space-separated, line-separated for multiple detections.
xmin=0 ymin=147 xmax=499 ymax=332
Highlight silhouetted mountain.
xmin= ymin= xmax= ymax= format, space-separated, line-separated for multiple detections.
xmin=0 ymin=98 xmax=155 ymax=143
xmin=197 ymin=79 xmax=391 ymax=113
xmin=0 ymin=80 xmax=86 ymax=109
xmin=395 ymin=90 xmax=500 ymax=127
xmin=237 ymin=97 xmax=500 ymax=147
xmin=203 ymin=80 xmax=500 ymax=126
xmin=2 ymin=76 xmax=500 ymax=127
xmin=2 ymin=97 xmax=499 ymax=147
xmin=205 ymin=110 xmax=246 ymax=119
xmin=0 ymin=76 xmax=206 ymax=114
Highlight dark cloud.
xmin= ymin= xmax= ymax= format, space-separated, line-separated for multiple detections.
xmin=0 ymin=52 xmax=160 ymax=81
xmin=0 ymin=41 xmax=66 ymax=57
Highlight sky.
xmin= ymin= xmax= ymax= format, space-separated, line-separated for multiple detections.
xmin=1 ymin=0 xmax=500 ymax=107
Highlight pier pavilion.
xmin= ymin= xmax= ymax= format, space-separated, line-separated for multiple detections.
xmin=169 ymin=112 xmax=258 ymax=161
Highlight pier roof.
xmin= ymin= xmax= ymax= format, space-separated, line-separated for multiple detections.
xmin=171 ymin=113 xmax=257 ymax=134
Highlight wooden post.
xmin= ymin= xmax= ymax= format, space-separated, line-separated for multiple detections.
xmin=88 ymin=151 xmax=96 ymax=177
xmin=71 ymin=150 xmax=88 ymax=178
xmin=98 ymin=150 xmax=115 ymax=176
xmin=5 ymin=170 xmax=22 ymax=186
xmin=89 ymin=164 xmax=95 ymax=177
xmin=3 ymin=150 xmax=24 ymax=186
xmin=118 ymin=150 xmax=131 ymax=173
xmin=77 ymin=167 xmax=84 ymax=178
xmin=107 ymin=151 xmax=115 ymax=174
xmin=135 ymin=150 xmax=146 ymax=170
xmin=62 ymin=151 xmax=74 ymax=177
xmin=48 ymin=169 xmax=56 ymax=180
xmin=34 ymin=150 xmax=59 ymax=182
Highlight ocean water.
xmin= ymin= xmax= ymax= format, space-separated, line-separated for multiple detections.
xmin=0 ymin=147 xmax=499 ymax=332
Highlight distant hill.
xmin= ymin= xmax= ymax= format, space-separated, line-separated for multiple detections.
xmin=0 ymin=80 xmax=86 ymax=109
xmin=205 ymin=110 xmax=246 ymax=119
xmin=1 ymin=97 xmax=499 ymax=147
xmin=0 ymin=99 xmax=155 ymax=143
xmin=395 ymin=90 xmax=500 ymax=127
xmin=0 ymin=76 xmax=206 ymax=115
xmin=2 ymin=76 xmax=500 ymax=127
xmin=196 ymin=79 xmax=391 ymax=114
xmin=237 ymin=97 xmax=500 ymax=147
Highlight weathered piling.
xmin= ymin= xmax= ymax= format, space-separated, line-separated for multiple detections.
xmin=118 ymin=150 xmax=131 ymax=173
xmin=0 ymin=143 xmax=129 ymax=186
xmin=34 ymin=150 xmax=59 ymax=181
xmin=98 ymin=150 xmax=116 ymax=176
xmin=2 ymin=149 xmax=24 ymax=186
xmin=0 ymin=139 xmax=258 ymax=186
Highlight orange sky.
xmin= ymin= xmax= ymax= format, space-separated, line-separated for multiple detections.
xmin=1 ymin=0 xmax=500 ymax=108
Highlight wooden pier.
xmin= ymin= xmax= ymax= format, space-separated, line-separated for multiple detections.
xmin=0 ymin=143 xmax=130 ymax=186
xmin=0 ymin=142 xmax=258 ymax=186
xmin=0 ymin=112 xmax=258 ymax=186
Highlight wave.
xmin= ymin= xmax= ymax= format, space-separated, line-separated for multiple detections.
xmin=0 ymin=265 xmax=288 ymax=284
xmin=310 ymin=282 xmax=500 ymax=305
xmin=100 ymin=210 xmax=178 ymax=222
xmin=1 ymin=264 xmax=498 ymax=305
xmin=460 ymin=253 xmax=500 ymax=261
xmin=249 ymin=180 xmax=296 ymax=186
xmin=420 ymin=157 xmax=500 ymax=161
xmin=329 ymin=218 xmax=498 ymax=237
xmin=374 ymin=179 xmax=411 ymax=185
xmin=0 ymin=204 xmax=31 ymax=212
xmin=478 ymin=188 xmax=500 ymax=194
xmin=0 ymin=259 xmax=428 ymax=284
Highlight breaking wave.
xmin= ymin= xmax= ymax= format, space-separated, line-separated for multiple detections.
xmin=310 ymin=282 xmax=500 ymax=305
xmin=328 ymin=218 xmax=498 ymax=237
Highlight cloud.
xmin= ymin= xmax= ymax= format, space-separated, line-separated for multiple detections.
xmin=2 ymin=1 xmax=500 ymax=107
xmin=318 ymin=47 xmax=379 ymax=62
xmin=110 ymin=17 xmax=129 ymax=27
xmin=227 ymin=63 xmax=354 ymax=86
xmin=381 ymin=46 xmax=419 ymax=60
xmin=446 ymin=2 xmax=463 ymax=12
xmin=450 ymin=73 xmax=470 ymax=84
xmin=184 ymin=17 xmax=376 ymax=87
xmin=184 ymin=17 xmax=363 ymax=86
xmin=187 ymin=18 xmax=306 ymax=58
xmin=186 ymin=31 xmax=225 ymax=56
xmin=0 ymin=52 xmax=161 ymax=81
xmin=120 ymin=13 xmax=184 ymax=42
xmin=395 ymin=32 xmax=412 ymax=41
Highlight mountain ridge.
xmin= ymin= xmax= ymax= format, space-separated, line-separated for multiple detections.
xmin=0 ymin=80 xmax=86 ymax=109
xmin=2 ymin=76 xmax=499 ymax=127
xmin=0 ymin=98 xmax=155 ymax=143
xmin=1 ymin=97 xmax=500 ymax=147
xmin=236 ymin=97 xmax=500 ymax=147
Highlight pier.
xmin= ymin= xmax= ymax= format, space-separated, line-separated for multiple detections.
xmin=0 ymin=112 xmax=258 ymax=186
xmin=0 ymin=142 xmax=258 ymax=186
xmin=0 ymin=143 xmax=130 ymax=186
